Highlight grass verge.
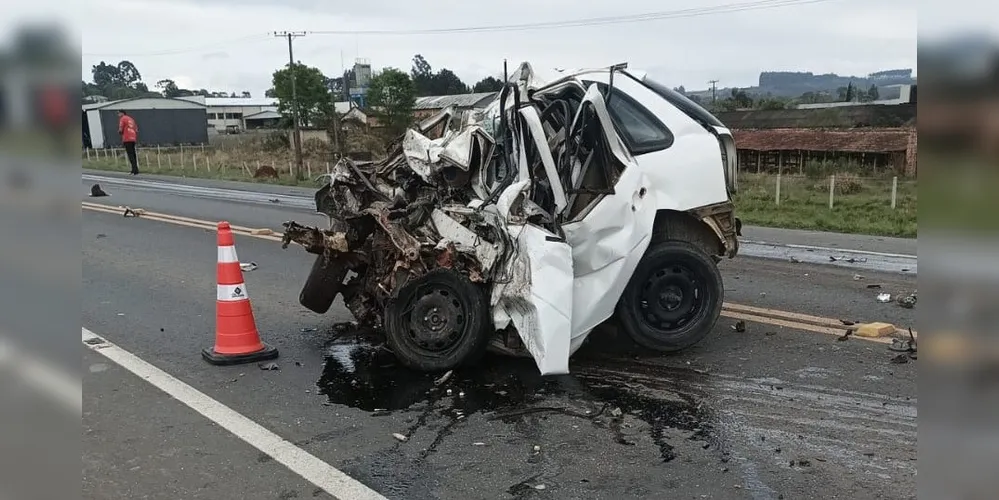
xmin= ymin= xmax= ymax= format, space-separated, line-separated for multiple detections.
xmin=86 ymin=156 xmax=918 ymax=238
xmin=733 ymin=173 xmax=917 ymax=238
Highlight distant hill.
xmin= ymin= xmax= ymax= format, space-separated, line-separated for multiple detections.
xmin=688 ymin=68 xmax=916 ymax=99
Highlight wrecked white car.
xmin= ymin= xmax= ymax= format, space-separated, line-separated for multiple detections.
xmin=281 ymin=62 xmax=741 ymax=375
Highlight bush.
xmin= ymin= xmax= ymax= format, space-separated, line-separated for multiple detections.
xmin=261 ymin=131 xmax=290 ymax=152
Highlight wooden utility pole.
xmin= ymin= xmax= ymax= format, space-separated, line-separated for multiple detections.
xmin=275 ymin=31 xmax=306 ymax=180
xmin=708 ymin=79 xmax=719 ymax=104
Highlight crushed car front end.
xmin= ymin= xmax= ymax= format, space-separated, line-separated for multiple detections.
xmin=282 ymin=61 xmax=740 ymax=375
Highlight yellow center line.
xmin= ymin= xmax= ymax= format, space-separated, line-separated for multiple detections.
xmin=82 ymin=200 xmax=912 ymax=343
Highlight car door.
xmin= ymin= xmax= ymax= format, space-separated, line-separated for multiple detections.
xmin=560 ymin=83 xmax=658 ymax=345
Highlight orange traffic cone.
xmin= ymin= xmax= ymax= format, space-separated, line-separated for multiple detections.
xmin=202 ymin=221 xmax=279 ymax=365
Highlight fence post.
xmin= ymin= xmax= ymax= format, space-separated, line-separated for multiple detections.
xmin=85 ymin=148 xmax=91 ymax=161
xmin=168 ymin=154 xmax=173 ymax=169
xmin=256 ymin=161 xmax=260 ymax=174
xmin=145 ymin=152 xmax=150 ymax=168
xmin=307 ymin=161 xmax=312 ymax=179
xmin=326 ymin=162 xmax=331 ymax=176
xmin=891 ymin=176 xmax=898 ymax=210
xmin=828 ymin=174 xmax=835 ymax=209
xmin=206 ymin=155 xmax=211 ymax=172
xmin=180 ymin=145 xmax=184 ymax=167
xmin=775 ymin=171 xmax=782 ymax=206
xmin=157 ymin=148 xmax=162 ymax=169
xmin=193 ymin=155 xmax=199 ymax=171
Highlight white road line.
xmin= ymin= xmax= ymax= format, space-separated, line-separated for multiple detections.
xmin=81 ymin=327 xmax=387 ymax=500
xmin=0 ymin=334 xmax=81 ymax=414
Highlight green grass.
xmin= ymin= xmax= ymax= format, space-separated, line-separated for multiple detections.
xmin=733 ymin=173 xmax=917 ymax=238
xmin=86 ymin=155 xmax=919 ymax=238
xmin=84 ymin=156 xmax=323 ymax=188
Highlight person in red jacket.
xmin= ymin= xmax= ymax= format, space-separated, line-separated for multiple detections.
xmin=118 ymin=110 xmax=140 ymax=175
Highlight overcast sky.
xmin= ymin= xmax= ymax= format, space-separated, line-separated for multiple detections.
xmin=5 ymin=0 xmax=983 ymax=98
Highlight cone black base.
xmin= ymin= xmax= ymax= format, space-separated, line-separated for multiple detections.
xmin=201 ymin=343 xmax=279 ymax=366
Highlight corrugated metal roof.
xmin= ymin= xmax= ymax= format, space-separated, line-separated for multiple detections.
xmin=244 ymin=110 xmax=281 ymax=120
xmin=732 ymin=128 xmax=913 ymax=153
xmin=81 ymin=96 xmax=207 ymax=111
xmin=414 ymin=92 xmax=497 ymax=110
xmin=205 ymin=97 xmax=279 ymax=107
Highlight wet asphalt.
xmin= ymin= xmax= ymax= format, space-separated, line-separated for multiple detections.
xmin=82 ymin=182 xmax=918 ymax=500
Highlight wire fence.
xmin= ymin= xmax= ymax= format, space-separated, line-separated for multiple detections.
xmin=737 ymin=172 xmax=916 ymax=210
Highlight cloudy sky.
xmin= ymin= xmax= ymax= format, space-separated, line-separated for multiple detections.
xmin=3 ymin=0 xmax=976 ymax=98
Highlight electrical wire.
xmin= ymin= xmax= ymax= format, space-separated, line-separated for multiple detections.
xmin=82 ymin=33 xmax=272 ymax=57
xmin=307 ymin=0 xmax=839 ymax=36
xmin=81 ymin=0 xmax=838 ymax=57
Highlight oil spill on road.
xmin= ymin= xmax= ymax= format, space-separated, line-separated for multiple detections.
xmin=317 ymin=340 xmax=722 ymax=464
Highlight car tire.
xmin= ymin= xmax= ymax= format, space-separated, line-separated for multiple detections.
xmin=299 ymin=254 xmax=346 ymax=314
xmin=616 ymin=240 xmax=724 ymax=352
xmin=383 ymin=269 xmax=492 ymax=372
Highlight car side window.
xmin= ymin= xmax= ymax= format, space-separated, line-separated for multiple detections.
xmin=584 ymin=80 xmax=674 ymax=155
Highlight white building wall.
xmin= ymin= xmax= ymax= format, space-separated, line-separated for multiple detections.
xmin=207 ymin=105 xmax=279 ymax=131
xmin=86 ymin=109 xmax=105 ymax=149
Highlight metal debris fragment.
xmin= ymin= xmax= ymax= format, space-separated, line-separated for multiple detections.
xmin=896 ymin=291 xmax=917 ymax=309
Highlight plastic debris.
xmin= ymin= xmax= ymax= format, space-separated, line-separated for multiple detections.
xmin=853 ymin=273 xmax=864 ymax=281
xmin=89 ymin=184 xmax=109 ymax=197
xmin=732 ymin=320 xmax=747 ymax=332
xmin=392 ymin=433 xmax=408 ymax=442
xmin=876 ymin=293 xmax=892 ymax=303
xmin=240 ymin=262 xmax=258 ymax=272
xmin=258 ymin=362 xmax=280 ymax=370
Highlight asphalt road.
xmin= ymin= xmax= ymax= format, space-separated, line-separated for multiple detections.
xmin=82 ymin=182 xmax=918 ymax=500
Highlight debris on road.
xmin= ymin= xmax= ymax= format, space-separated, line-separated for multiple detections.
xmin=876 ymin=293 xmax=892 ymax=303
xmin=840 ymin=319 xmax=856 ymax=326
xmin=122 ymin=207 xmax=140 ymax=218
xmin=732 ymin=321 xmax=747 ymax=332
xmin=896 ymin=291 xmax=917 ymax=309
xmin=853 ymin=273 xmax=864 ymax=281
xmin=280 ymin=61 xmax=741 ymax=375
xmin=434 ymin=370 xmax=454 ymax=386
xmin=837 ymin=330 xmax=853 ymax=342
xmin=866 ymin=284 xmax=882 ymax=289
xmin=240 ymin=262 xmax=258 ymax=272
xmin=96 ymin=233 xmax=107 ymax=239
xmin=393 ymin=433 xmax=408 ymax=442
xmin=258 ymin=362 xmax=280 ymax=371
xmin=890 ymin=354 xmax=910 ymax=364
xmin=89 ymin=184 xmax=109 ymax=197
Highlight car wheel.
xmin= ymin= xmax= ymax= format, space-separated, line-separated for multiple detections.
xmin=383 ymin=269 xmax=492 ymax=372
xmin=299 ymin=254 xmax=346 ymax=314
xmin=616 ymin=241 xmax=724 ymax=352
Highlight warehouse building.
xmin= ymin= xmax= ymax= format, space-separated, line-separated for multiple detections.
xmin=83 ymin=96 xmax=208 ymax=149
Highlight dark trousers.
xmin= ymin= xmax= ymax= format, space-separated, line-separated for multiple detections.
xmin=123 ymin=141 xmax=139 ymax=174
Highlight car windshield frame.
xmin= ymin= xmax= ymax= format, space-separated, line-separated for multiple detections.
xmin=636 ymin=75 xmax=727 ymax=129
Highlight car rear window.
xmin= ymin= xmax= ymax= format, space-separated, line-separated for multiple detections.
xmin=639 ymin=76 xmax=726 ymax=129
xmin=582 ymin=80 xmax=674 ymax=155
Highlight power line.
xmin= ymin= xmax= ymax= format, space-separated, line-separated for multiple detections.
xmin=81 ymin=0 xmax=837 ymax=58
xmin=82 ymin=34 xmax=271 ymax=57
xmin=308 ymin=0 xmax=838 ymax=36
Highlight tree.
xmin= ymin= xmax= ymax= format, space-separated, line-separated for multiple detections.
xmin=866 ymin=84 xmax=879 ymax=101
xmin=432 ymin=68 xmax=469 ymax=95
xmin=841 ymin=82 xmax=856 ymax=102
xmin=411 ymin=54 xmax=434 ymax=96
xmin=673 ymin=85 xmax=687 ymax=94
xmin=241 ymin=91 xmax=252 ymax=98
xmin=367 ymin=67 xmax=416 ymax=136
xmin=472 ymin=76 xmax=504 ymax=93
xmin=269 ymin=62 xmax=332 ymax=128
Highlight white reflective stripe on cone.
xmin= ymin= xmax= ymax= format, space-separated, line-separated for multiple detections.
xmin=218 ymin=245 xmax=239 ymax=264
xmin=217 ymin=283 xmax=249 ymax=301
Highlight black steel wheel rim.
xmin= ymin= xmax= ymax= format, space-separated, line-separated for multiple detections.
xmin=633 ymin=263 xmax=707 ymax=334
xmin=402 ymin=283 xmax=469 ymax=355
